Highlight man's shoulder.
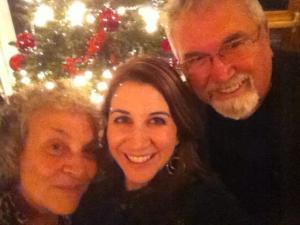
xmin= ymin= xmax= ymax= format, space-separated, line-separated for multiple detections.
xmin=179 ymin=179 xmax=252 ymax=225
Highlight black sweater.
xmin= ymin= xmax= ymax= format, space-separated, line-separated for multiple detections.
xmin=73 ymin=175 xmax=251 ymax=225
xmin=206 ymin=50 xmax=300 ymax=225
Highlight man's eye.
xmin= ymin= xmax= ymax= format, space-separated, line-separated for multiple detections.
xmin=183 ymin=55 xmax=208 ymax=70
xmin=47 ymin=142 xmax=65 ymax=156
xmin=187 ymin=55 xmax=206 ymax=64
xmin=113 ymin=116 xmax=131 ymax=124
xmin=149 ymin=117 xmax=166 ymax=125
xmin=224 ymin=38 xmax=246 ymax=50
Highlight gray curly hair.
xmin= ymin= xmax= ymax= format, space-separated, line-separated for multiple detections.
xmin=0 ymin=80 xmax=101 ymax=188
xmin=161 ymin=0 xmax=267 ymax=36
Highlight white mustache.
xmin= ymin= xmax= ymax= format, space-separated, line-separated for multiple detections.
xmin=207 ymin=73 xmax=249 ymax=96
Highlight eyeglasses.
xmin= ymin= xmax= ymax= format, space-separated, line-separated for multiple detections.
xmin=177 ymin=26 xmax=262 ymax=75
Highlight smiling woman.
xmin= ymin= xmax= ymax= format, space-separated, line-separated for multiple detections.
xmin=107 ymin=81 xmax=178 ymax=191
xmin=0 ymin=80 xmax=101 ymax=225
xmin=73 ymin=56 xmax=252 ymax=225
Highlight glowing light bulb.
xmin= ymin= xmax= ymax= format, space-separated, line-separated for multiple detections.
xmin=37 ymin=71 xmax=46 ymax=80
xmin=138 ymin=6 xmax=159 ymax=33
xmin=33 ymin=4 xmax=54 ymax=27
xmin=72 ymin=75 xmax=87 ymax=87
xmin=130 ymin=49 xmax=137 ymax=55
xmin=84 ymin=71 xmax=93 ymax=80
xmin=21 ymin=77 xmax=31 ymax=85
xmin=67 ymin=1 xmax=86 ymax=26
xmin=44 ymin=81 xmax=56 ymax=90
xmin=86 ymin=14 xmax=96 ymax=24
xmin=19 ymin=70 xmax=28 ymax=77
xmin=90 ymin=92 xmax=104 ymax=105
xmin=97 ymin=81 xmax=108 ymax=91
xmin=102 ymin=69 xmax=112 ymax=79
xmin=117 ymin=7 xmax=126 ymax=15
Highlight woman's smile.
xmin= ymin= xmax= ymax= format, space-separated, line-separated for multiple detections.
xmin=125 ymin=153 xmax=156 ymax=164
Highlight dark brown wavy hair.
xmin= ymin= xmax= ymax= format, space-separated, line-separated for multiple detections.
xmin=99 ymin=56 xmax=211 ymax=189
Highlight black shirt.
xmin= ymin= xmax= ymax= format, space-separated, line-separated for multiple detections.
xmin=73 ymin=176 xmax=251 ymax=225
xmin=206 ymin=50 xmax=300 ymax=225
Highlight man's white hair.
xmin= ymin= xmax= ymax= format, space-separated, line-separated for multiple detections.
xmin=161 ymin=0 xmax=267 ymax=36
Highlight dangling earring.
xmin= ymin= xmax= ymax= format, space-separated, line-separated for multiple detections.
xmin=166 ymin=142 xmax=186 ymax=175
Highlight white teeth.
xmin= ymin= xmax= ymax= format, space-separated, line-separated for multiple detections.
xmin=127 ymin=154 xmax=152 ymax=163
xmin=220 ymin=83 xmax=240 ymax=93
xmin=219 ymin=75 xmax=248 ymax=94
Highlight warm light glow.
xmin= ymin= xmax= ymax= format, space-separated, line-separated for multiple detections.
xmin=130 ymin=49 xmax=137 ymax=55
xmin=84 ymin=70 xmax=93 ymax=80
xmin=72 ymin=75 xmax=87 ymax=87
xmin=97 ymin=81 xmax=108 ymax=91
xmin=37 ymin=71 xmax=46 ymax=80
xmin=67 ymin=1 xmax=86 ymax=26
xmin=103 ymin=3 xmax=110 ymax=8
xmin=44 ymin=81 xmax=56 ymax=90
xmin=33 ymin=4 xmax=54 ymax=27
xmin=21 ymin=77 xmax=31 ymax=85
xmin=86 ymin=14 xmax=96 ymax=24
xmin=90 ymin=91 xmax=104 ymax=105
xmin=138 ymin=6 xmax=159 ymax=33
xmin=102 ymin=69 xmax=112 ymax=79
xmin=19 ymin=70 xmax=28 ymax=77
xmin=117 ymin=6 xmax=126 ymax=15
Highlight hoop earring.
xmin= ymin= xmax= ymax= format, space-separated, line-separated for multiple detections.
xmin=166 ymin=156 xmax=186 ymax=175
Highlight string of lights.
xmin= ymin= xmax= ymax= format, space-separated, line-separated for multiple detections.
xmin=7 ymin=0 xmax=175 ymax=106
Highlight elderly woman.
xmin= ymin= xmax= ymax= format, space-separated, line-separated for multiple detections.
xmin=74 ymin=57 xmax=252 ymax=225
xmin=0 ymin=81 xmax=101 ymax=225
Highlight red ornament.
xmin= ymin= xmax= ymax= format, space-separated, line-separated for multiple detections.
xmin=160 ymin=38 xmax=172 ymax=53
xmin=9 ymin=54 xmax=25 ymax=71
xmin=62 ymin=57 xmax=84 ymax=76
xmin=16 ymin=32 xmax=35 ymax=52
xmin=86 ymin=30 xmax=106 ymax=57
xmin=98 ymin=7 xmax=120 ymax=32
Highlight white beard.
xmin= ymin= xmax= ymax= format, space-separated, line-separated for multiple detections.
xmin=212 ymin=89 xmax=259 ymax=120
xmin=209 ymin=75 xmax=260 ymax=120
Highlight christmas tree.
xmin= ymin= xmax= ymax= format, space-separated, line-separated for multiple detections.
xmin=8 ymin=0 xmax=174 ymax=104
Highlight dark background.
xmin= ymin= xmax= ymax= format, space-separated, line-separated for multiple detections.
xmin=259 ymin=0 xmax=289 ymax=9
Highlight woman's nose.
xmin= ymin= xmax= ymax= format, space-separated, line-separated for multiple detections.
xmin=62 ymin=155 xmax=87 ymax=179
xmin=125 ymin=127 xmax=151 ymax=151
